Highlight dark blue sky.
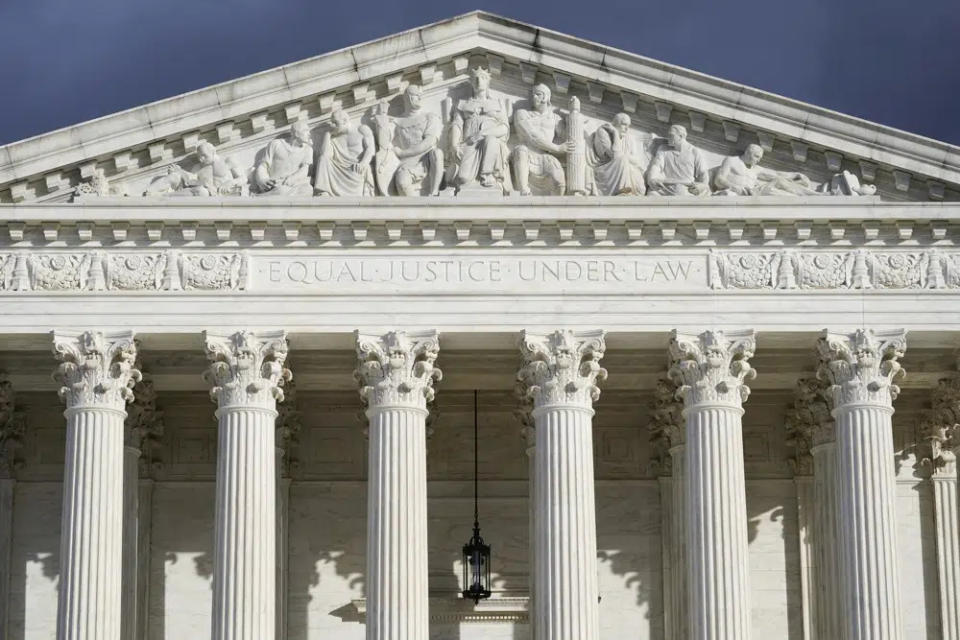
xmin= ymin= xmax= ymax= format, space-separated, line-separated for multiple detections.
xmin=1 ymin=0 xmax=958 ymax=147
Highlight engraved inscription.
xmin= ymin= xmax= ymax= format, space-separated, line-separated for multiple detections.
xmin=258 ymin=255 xmax=704 ymax=293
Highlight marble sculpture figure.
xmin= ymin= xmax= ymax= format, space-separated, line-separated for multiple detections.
xmin=511 ymin=83 xmax=574 ymax=196
xmin=587 ymin=112 xmax=647 ymax=196
xmin=144 ymin=141 xmax=246 ymax=197
xmin=448 ymin=67 xmax=513 ymax=193
xmin=372 ymin=84 xmax=444 ymax=196
xmin=713 ymin=144 xmax=820 ymax=196
xmin=313 ymin=107 xmax=375 ymax=197
xmin=252 ymin=119 xmax=315 ymax=196
xmin=645 ymin=124 xmax=711 ymax=196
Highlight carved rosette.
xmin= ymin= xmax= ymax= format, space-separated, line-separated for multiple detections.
xmin=275 ymin=376 xmax=302 ymax=477
xmin=785 ymin=377 xmax=834 ymax=475
xmin=668 ymin=329 xmax=756 ymax=410
xmin=354 ymin=330 xmax=442 ymax=413
xmin=0 ymin=373 xmax=26 ymax=478
xmin=125 ymin=370 xmax=165 ymax=478
xmin=203 ymin=330 xmax=291 ymax=410
xmin=52 ymin=330 xmax=141 ymax=411
xmin=917 ymin=374 xmax=960 ymax=477
xmin=516 ymin=330 xmax=607 ymax=416
xmin=816 ymin=329 xmax=907 ymax=409
xmin=646 ymin=377 xmax=684 ymax=475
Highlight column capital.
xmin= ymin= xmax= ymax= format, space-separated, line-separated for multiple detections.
xmin=517 ymin=329 xmax=607 ymax=413
xmin=0 ymin=373 xmax=25 ymax=479
xmin=816 ymin=328 xmax=907 ymax=409
xmin=785 ymin=377 xmax=834 ymax=475
xmin=52 ymin=330 xmax=141 ymax=410
xmin=125 ymin=370 xmax=165 ymax=478
xmin=276 ymin=377 xmax=302 ymax=478
xmin=647 ymin=378 xmax=684 ymax=475
xmin=203 ymin=330 xmax=291 ymax=410
xmin=354 ymin=330 xmax=441 ymax=412
xmin=917 ymin=374 xmax=960 ymax=477
xmin=668 ymin=329 xmax=756 ymax=410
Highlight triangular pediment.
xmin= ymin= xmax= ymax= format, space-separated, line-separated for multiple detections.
xmin=1 ymin=11 xmax=957 ymax=203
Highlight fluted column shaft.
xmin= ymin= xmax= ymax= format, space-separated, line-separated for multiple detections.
xmin=932 ymin=459 xmax=960 ymax=640
xmin=211 ymin=406 xmax=277 ymax=640
xmin=121 ymin=444 xmax=141 ymax=640
xmin=834 ymin=405 xmax=902 ymax=639
xmin=275 ymin=448 xmax=291 ymax=640
xmin=818 ymin=328 xmax=907 ymax=640
xmin=793 ymin=476 xmax=815 ymax=640
xmin=59 ymin=407 xmax=126 ymax=640
xmin=0 ymin=478 xmax=12 ymax=639
xmin=669 ymin=444 xmax=687 ymax=640
xmin=355 ymin=330 xmax=440 ymax=640
xmin=685 ymin=405 xmax=751 ymax=639
xmin=533 ymin=404 xmax=600 ymax=639
xmin=518 ymin=329 xmax=606 ymax=640
xmin=204 ymin=330 xmax=290 ymax=640
xmin=522 ymin=428 xmax=536 ymax=637
xmin=808 ymin=443 xmax=842 ymax=639
xmin=53 ymin=330 xmax=140 ymax=640
xmin=366 ymin=405 xmax=429 ymax=639
xmin=669 ymin=329 xmax=755 ymax=640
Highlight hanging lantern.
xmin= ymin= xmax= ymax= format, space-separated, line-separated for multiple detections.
xmin=461 ymin=389 xmax=492 ymax=603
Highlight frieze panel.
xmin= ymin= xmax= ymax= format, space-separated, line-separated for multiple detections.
xmin=710 ymin=249 xmax=960 ymax=290
xmin=0 ymin=251 xmax=249 ymax=292
xmin=1 ymin=248 xmax=960 ymax=294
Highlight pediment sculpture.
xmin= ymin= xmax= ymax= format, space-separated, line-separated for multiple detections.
xmin=76 ymin=67 xmax=888 ymax=201
xmin=144 ymin=141 xmax=247 ymax=197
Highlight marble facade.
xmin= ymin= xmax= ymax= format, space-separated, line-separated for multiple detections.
xmin=1 ymin=10 xmax=960 ymax=640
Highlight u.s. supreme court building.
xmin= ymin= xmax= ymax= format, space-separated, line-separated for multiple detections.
xmin=1 ymin=11 xmax=959 ymax=640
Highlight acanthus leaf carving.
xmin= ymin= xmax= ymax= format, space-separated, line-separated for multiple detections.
xmin=646 ymin=377 xmax=684 ymax=475
xmin=916 ymin=372 xmax=960 ymax=477
xmin=275 ymin=376 xmax=302 ymax=477
xmin=52 ymin=330 xmax=141 ymax=410
xmin=816 ymin=328 xmax=907 ymax=408
xmin=203 ymin=330 xmax=291 ymax=409
xmin=784 ymin=377 xmax=834 ymax=476
xmin=354 ymin=330 xmax=442 ymax=412
xmin=125 ymin=368 xmax=166 ymax=478
xmin=668 ymin=329 xmax=756 ymax=409
xmin=0 ymin=373 xmax=26 ymax=479
xmin=516 ymin=329 xmax=607 ymax=414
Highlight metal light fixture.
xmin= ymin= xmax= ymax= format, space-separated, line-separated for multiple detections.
xmin=461 ymin=389 xmax=492 ymax=604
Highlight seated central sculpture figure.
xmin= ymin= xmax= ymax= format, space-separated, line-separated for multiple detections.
xmin=313 ymin=107 xmax=375 ymax=197
xmin=646 ymin=124 xmax=710 ymax=196
xmin=449 ymin=67 xmax=512 ymax=193
xmin=511 ymin=83 xmax=573 ymax=195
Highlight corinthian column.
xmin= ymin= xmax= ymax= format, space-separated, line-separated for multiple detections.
xmin=668 ymin=329 xmax=755 ymax=640
xmin=52 ymin=330 xmax=141 ymax=640
xmin=204 ymin=330 xmax=291 ymax=640
xmin=648 ymin=378 xmax=686 ymax=640
xmin=787 ymin=377 xmax=842 ymax=640
xmin=918 ymin=374 xmax=960 ymax=640
xmin=517 ymin=329 xmax=606 ymax=640
xmin=355 ymin=330 xmax=441 ymax=640
xmin=817 ymin=328 xmax=907 ymax=640
xmin=520 ymin=424 xmax=536 ymax=638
